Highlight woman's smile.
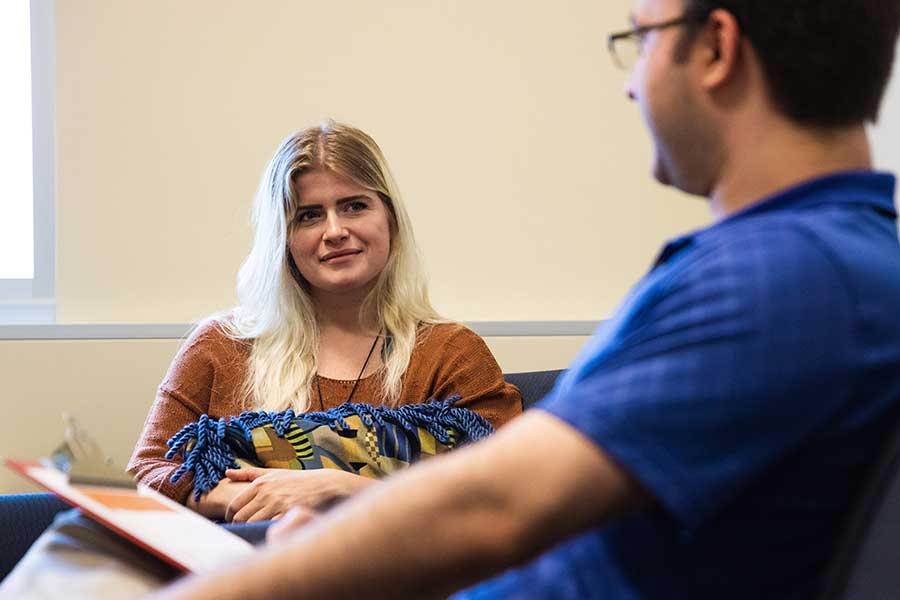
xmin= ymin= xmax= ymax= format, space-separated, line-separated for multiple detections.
xmin=320 ymin=248 xmax=362 ymax=263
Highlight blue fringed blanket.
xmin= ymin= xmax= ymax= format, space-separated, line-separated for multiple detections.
xmin=165 ymin=396 xmax=494 ymax=500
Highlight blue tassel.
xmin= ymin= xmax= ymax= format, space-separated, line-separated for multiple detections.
xmin=166 ymin=396 xmax=494 ymax=500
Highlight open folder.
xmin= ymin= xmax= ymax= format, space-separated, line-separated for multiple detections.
xmin=5 ymin=454 xmax=255 ymax=574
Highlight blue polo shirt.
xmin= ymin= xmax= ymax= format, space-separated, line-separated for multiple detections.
xmin=458 ymin=171 xmax=900 ymax=599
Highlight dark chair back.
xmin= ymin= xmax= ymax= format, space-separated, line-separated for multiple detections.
xmin=504 ymin=370 xmax=564 ymax=410
xmin=820 ymin=416 xmax=900 ymax=599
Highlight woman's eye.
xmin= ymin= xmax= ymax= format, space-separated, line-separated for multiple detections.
xmin=346 ymin=201 xmax=368 ymax=213
xmin=296 ymin=210 xmax=321 ymax=224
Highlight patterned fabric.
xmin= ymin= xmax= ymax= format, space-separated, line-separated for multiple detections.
xmin=165 ymin=396 xmax=494 ymax=500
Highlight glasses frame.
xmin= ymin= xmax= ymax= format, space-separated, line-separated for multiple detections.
xmin=607 ymin=13 xmax=708 ymax=70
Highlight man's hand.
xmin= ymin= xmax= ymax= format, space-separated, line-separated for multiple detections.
xmin=224 ymin=467 xmax=377 ymax=523
xmin=266 ymin=506 xmax=318 ymax=543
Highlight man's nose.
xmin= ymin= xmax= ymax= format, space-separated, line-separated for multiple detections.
xmin=625 ymin=76 xmax=637 ymax=101
xmin=624 ymin=61 xmax=640 ymax=101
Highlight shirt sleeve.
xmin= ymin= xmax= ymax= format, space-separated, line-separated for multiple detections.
xmin=539 ymin=225 xmax=858 ymax=531
xmin=418 ymin=324 xmax=523 ymax=429
xmin=126 ymin=320 xmax=226 ymax=503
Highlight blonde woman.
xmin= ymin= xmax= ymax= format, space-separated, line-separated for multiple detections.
xmin=0 ymin=122 xmax=520 ymax=599
xmin=127 ymin=121 xmax=521 ymax=523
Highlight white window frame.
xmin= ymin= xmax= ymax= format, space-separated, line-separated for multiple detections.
xmin=0 ymin=0 xmax=56 ymax=324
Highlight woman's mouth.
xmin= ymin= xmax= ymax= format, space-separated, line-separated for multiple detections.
xmin=320 ymin=249 xmax=362 ymax=263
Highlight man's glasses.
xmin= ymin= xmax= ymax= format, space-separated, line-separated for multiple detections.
xmin=607 ymin=14 xmax=707 ymax=70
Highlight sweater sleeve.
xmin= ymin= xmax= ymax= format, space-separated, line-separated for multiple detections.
xmin=414 ymin=324 xmax=522 ymax=429
xmin=126 ymin=320 xmax=234 ymax=504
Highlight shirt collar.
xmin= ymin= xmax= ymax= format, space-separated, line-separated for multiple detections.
xmin=720 ymin=170 xmax=896 ymax=224
xmin=652 ymin=170 xmax=896 ymax=269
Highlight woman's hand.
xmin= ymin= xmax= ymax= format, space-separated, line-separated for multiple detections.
xmin=186 ymin=478 xmax=252 ymax=520
xmin=223 ymin=467 xmax=377 ymax=523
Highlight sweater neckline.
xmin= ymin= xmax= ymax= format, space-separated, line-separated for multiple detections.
xmin=316 ymin=368 xmax=383 ymax=385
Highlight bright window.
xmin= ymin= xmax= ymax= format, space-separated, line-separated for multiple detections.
xmin=0 ymin=0 xmax=35 ymax=279
xmin=0 ymin=0 xmax=54 ymax=323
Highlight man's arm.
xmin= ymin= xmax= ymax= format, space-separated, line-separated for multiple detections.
xmin=150 ymin=411 xmax=648 ymax=600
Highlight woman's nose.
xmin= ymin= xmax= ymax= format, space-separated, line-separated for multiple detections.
xmin=323 ymin=212 xmax=349 ymax=242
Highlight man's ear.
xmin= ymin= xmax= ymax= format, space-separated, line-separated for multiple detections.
xmin=701 ymin=9 xmax=742 ymax=90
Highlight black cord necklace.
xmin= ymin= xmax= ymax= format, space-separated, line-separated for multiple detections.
xmin=316 ymin=334 xmax=380 ymax=408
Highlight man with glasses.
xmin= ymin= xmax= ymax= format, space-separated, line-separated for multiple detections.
xmin=155 ymin=0 xmax=900 ymax=598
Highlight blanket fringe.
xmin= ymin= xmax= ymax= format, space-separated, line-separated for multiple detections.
xmin=165 ymin=395 xmax=493 ymax=500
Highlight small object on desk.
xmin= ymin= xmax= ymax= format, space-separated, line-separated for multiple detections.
xmin=49 ymin=413 xmax=136 ymax=489
xmin=6 ymin=415 xmax=257 ymax=573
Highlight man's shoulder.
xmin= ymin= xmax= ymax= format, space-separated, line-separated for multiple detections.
xmin=695 ymin=213 xmax=830 ymax=256
xmin=672 ymin=219 xmax=845 ymax=293
xmin=689 ymin=202 xmax=899 ymax=293
xmin=629 ymin=219 xmax=865 ymax=347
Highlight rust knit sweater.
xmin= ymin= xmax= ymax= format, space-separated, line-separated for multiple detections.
xmin=127 ymin=320 xmax=522 ymax=504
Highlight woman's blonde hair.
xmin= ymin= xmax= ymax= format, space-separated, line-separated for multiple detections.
xmin=223 ymin=120 xmax=441 ymax=412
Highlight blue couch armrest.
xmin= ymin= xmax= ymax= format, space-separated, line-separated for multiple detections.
xmin=0 ymin=493 xmax=70 ymax=581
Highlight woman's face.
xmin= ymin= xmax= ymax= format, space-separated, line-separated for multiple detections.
xmin=289 ymin=168 xmax=391 ymax=300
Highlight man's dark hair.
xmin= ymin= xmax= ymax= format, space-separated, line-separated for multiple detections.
xmin=682 ymin=0 xmax=900 ymax=128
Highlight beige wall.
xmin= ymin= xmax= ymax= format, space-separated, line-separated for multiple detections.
xmin=7 ymin=1 xmax=900 ymax=493
xmin=0 ymin=335 xmax=587 ymax=494
xmin=10 ymin=0 xmax=694 ymax=493
xmin=53 ymin=0 xmax=709 ymax=324
xmin=6 ymin=0 xmax=719 ymax=492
